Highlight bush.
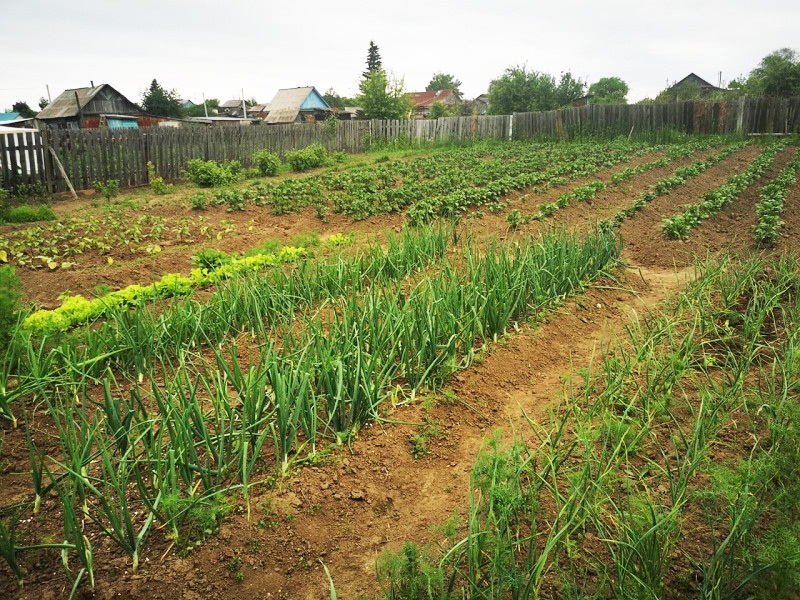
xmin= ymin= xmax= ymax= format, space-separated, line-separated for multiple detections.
xmin=11 ymin=182 xmax=46 ymax=201
xmin=147 ymin=162 xmax=174 ymax=195
xmin=285 ymin=143 xmax=328 ymax=172
xmin=0 ymin=204 xmax=56 ymax=224
xmin=93 ymin=179 xmax=120 ymax=200
xmin=184 ymin=159 xmax=240 ymax=187
xmin=0 ymin=265 xmax=21 ymax=346
xmin=253 ymin=150 xmax=281 ymax=176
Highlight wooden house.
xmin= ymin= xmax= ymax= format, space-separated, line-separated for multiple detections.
xmin=219 ymin=100 xmax=253 ymax=118
xmin=669 ymin=73 xmax=725 ymax=96
xmin=248 ymin=103 xmax=271 ymax=119
xmin=265 ymin=87 xmax=331 ymax=124
xmin=409 ymin=89 xmax=459 ymax=118
xmin=35 ymin=84 xmax=154 ymax=129
xmin=473 ymin=94 xmax=489 ymax=115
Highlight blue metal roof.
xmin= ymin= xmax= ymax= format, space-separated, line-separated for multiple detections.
xmin=0 ymin=112 xmax=21 ymax=122
xmin=107 ymin=117 xmax=139 ymax=129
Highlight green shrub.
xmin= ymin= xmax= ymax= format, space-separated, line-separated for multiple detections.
xmin=184 ymin=159 xmax=240 ymax=187
xmin=1 ymin=204 xmax=56 ymax=224
xmin=253 ymin=150 xmax=281 ymax=176
xmin=93 ymin=179 xmax=120 ymax=200
xmin=285 ymin=143 xmax=328 ymax=172
xmin=11 ymin=182 xmax=45 ymax=200
xmin=147 ymin=162 xmax=174 ymax=195
xmin=0 ymin=265 xmax=21 ymax=346
xmin=223 ymin=160 xmax=242 ymax=176
xmin=242 ymin=167 xmax=261 ymax=180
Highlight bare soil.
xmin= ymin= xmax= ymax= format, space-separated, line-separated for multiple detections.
xmin=1 ymin=143 xmax=798 ymax=599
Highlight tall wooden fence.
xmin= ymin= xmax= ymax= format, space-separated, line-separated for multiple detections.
xmin=512 ymin=96 xmax=800 ymax=140
xmin=0 ymin=98 xmax=798 ymax=193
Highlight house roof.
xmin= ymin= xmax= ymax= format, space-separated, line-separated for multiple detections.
xmin=0 ymin=112 xmax=21 ymax=122
xmin=249 ymin=104 xmax=270 ymax=113
xmin=220 ymin=100 xmax=253 ymax=108
xmin=36 ymin=84 xmax=140 ymax=119
xmin=265 ymin=86 xmax=330 ymax=124
xmin=672 ymin=73 xmax=724 ymax=91
xmin=411 ymin=89 xmax=454 ymax=108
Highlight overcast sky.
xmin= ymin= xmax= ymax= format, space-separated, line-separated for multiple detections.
xmin=2 ymin=0 xmax=797 ymax=112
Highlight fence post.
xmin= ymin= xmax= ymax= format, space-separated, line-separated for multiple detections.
xmin=142 ymin=132 xmax=150 ymax=183
xmin=40 ymin=129 xmax=54 ymax=193
xmin=736 ymin=96 xmax=746 ymax=135
xmin=508 ymin=114 xmax=514 ymax=141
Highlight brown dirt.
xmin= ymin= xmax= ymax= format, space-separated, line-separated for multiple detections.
xmin=1 ymin=142 xmax=797 ymax=599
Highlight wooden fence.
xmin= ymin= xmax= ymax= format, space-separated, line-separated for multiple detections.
xmin=512 ymin=96 xmax=800 ymax=139
xmin=0 ymin=98 xmax=797 ymax=193
xmin=0 ymin=116 xmax=510 ymax=193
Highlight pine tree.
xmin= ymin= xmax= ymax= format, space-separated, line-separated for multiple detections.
xmin=141 ymin=79 xmax=184 ymax=119
xmin=362 ymin=41 xmax=382 ymax=79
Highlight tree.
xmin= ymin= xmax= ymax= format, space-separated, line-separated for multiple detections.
xmin=322 ymin=88 xmax=356 ymax=110
xmin=487 ymin=66 xmax=585 ymax=114
xmin=185 ymin=98 xmax=220 ymax=117
xmin=38 ymin=97 xmax=49 ymax=110
xmin=357 ymin=68 xmax=411 ymax=119
xmin=554 ymin=72 xmax=586 ymax=107
xmin=141 ymin=79 xmax=184 ymax=118
xmin=457 ymin=100 xmax=478 ymax=116
xmin=428 ymin=101 xmax=454 ymax=119
xmin=426 ymin=73 xmax=463 ymax=100
xmin=11 ymin=101 xmax=36 ymax=118
xmin=587 ymin=77 xmax=629 ymax=105
xmin=654 ymin=81 xmax=708 ymax=103
xmin=363 ymin=41 xmax=383 ymax=79
xmin=743 ymin=48 xmax=800 ymax=97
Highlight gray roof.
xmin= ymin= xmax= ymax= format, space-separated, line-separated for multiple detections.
xmin=249 ymin=104 xmax=269 ymax=113
xmin=36 ymin=86 xmax=102 ymax=119
xmin=37 ymin=84 xmax=142 ymax=120
xmin=265 ymin=86 xmax=316 ymax=124
xmin=38 ymin=85 xmax=114 ymax=119
xmin=220 ymin=99 xmax=253 ymax=108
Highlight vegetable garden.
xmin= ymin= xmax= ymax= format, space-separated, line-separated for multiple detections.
xmin=0 ymin=134 xmax=799 ymax=599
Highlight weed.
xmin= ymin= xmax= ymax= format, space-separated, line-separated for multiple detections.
xmin=147 ymin=162 xmax=174 ymax=195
